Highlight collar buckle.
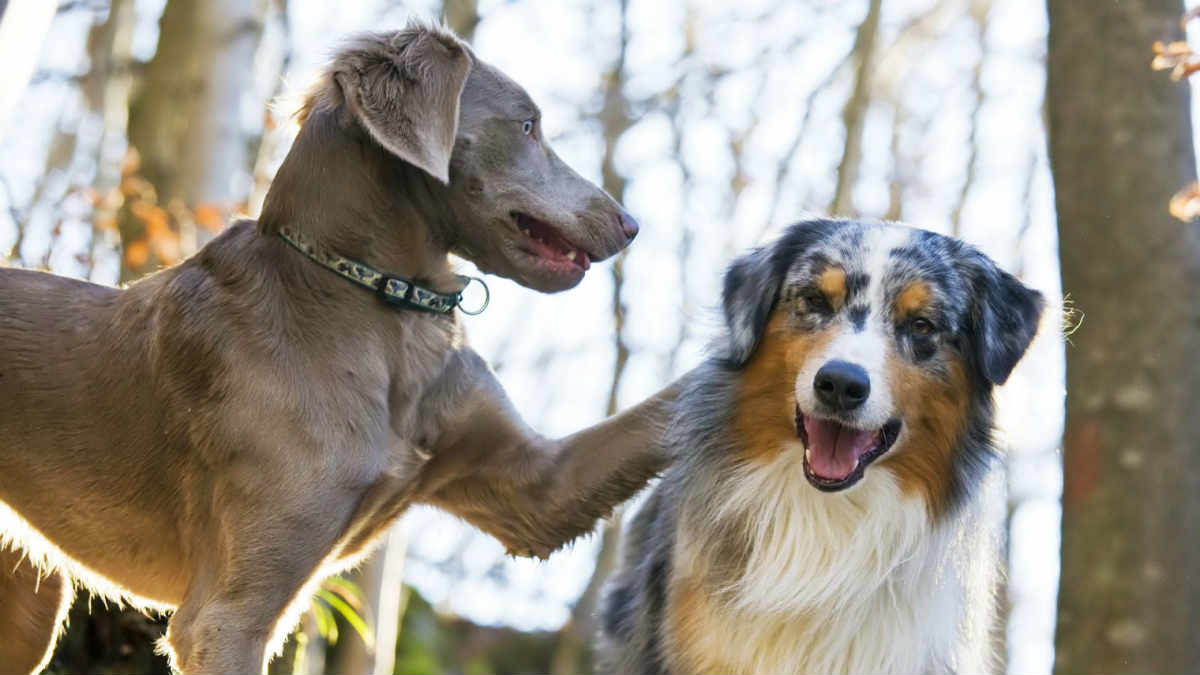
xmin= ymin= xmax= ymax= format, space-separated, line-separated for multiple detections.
xmin=376 ymin=274 xmax=417 ymax=308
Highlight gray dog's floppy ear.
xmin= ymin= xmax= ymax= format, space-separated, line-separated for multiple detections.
xmin=969 ymin=262 xmax=1044 ymax=385
xmin=336 ymin=27 xmax=471 ymax=183
xmin=722 ymin=246 xmax=782 ymax=367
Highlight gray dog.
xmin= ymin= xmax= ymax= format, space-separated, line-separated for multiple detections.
xmin=0 ymin=23 xmax=680 ymax=673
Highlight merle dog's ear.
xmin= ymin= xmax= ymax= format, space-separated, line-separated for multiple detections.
xmin=722 ymin=246 xmax=782 ymax=367
xmin=335 ymin=28 xmax=471 ymax=184
xmin=970 ymin=262 xmax=1045 ymax=385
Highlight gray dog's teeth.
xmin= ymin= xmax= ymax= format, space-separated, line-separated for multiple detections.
xmin=566 ymin=251 xmax=577 ymax=261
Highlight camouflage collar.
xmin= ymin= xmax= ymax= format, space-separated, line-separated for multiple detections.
xmin=277 ymin=226 xmax=489 ymax=315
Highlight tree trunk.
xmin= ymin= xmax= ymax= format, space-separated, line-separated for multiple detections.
xmin=119 ymin=0 xmax=267 ymax=280
xmin=1048 ymin=0 xmax=1200 ymax=671
xmin=551 ymin=2 xmax=633 ymax=673
xmin=829 ymin=0 xmax=882 ymax=217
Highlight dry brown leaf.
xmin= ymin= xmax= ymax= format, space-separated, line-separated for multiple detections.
xmin=131 ymin=201 xmax=170 ymax=239
xmin=1169 ymin=181 xmax=1200 ymax=221
xmin=152 ymin=235 xmax=181 ymax=266
xmin=1152 ymin=41 xmax=1200 ymax=80
xmin=120 ymin=148 xmax=141 ymax=177
xmin=193 ymin=203 xmax=225 ymax=233
xmin=120 ymin=175 xmax=155 ymax=200
xmin=124 ymin=240 xmax=149 ymax=268
xmin=86 ymin=185 xmax=124 ymax=212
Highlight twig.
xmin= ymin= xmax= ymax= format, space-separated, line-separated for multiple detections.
xmin=0 ymin=174 xmax=26 ymax=263
xmin=829 ymin=0 xmax=883 ymax=217
xmin=951 ymin=0 xmax=991 ymax=237
xmin=759 ymin=58 xmax=848 ymax=239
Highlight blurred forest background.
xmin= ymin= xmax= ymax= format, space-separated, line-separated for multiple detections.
xmin=0 ymin=0 xmax=1197 ymax=673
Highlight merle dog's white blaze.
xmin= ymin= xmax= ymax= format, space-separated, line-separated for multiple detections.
xmin=795 ymin=325 xmax=895 ymax=431
xmin=794 ymin=226 xmax=912 ymax=444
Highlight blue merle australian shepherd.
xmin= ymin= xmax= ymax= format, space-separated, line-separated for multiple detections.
xmin=599 ymin=219 xmax=1044 ymax=674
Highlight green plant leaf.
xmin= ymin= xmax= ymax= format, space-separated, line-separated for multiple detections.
xmin=321 ymin=575 xmax=370 ymax=614
xmin=317 ymin=588 xmax=374 ymax=648
xmin=310 ymin=595 xmax=338 ymax=646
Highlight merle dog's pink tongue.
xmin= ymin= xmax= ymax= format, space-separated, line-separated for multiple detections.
xmin=803 ymin=417 xmax=878 ymax=479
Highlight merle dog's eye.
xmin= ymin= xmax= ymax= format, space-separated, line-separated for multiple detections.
xmin=910 ymin=317 xmax=937 ymax=336
xmin=521 ymin=119 xmax=535 ymax=135
xmin=804 ymin=292 xmax=831 ymax=314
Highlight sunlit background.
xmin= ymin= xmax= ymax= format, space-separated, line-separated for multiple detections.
xmin=0 ymin=0 xmax=1072 ymax=672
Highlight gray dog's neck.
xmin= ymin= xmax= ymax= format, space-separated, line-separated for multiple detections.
xmin=259 ymin=105 xmax=458 ymax=289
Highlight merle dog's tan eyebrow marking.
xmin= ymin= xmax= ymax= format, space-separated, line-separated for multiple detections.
xmin=817 ymin=266 xmax=847 ymax=310
xmin=894 ymin=281 xmax=932 ymax=318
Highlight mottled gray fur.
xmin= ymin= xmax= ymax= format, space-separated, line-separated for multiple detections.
xmin=599 ymin=219 xmax=1044 ymax=673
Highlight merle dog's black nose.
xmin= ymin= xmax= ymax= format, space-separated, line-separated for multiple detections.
xmin=814 ymin=360 xmax=871 ymax=412
xmin=619 ymin=212 xmax=639 ymax=240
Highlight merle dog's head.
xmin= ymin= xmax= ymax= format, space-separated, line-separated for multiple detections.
xmin=721 ymin=219 xmax=1044 ymax=511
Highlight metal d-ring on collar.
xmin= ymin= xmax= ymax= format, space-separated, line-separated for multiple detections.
xmin=456 ymin=276 xmax=490 ymax=315
xmin=278 ymin=226 xmax=489 ymax=316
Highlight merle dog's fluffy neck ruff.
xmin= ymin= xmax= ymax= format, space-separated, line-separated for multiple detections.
xmin=659 ymin=361 xmax=995 ymax=673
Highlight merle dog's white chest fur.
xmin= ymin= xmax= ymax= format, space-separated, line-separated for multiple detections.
xmin=670 ymin=448 xmax=999 ymax=674
xmin=681 ymin=449 xmax=960 ymax=667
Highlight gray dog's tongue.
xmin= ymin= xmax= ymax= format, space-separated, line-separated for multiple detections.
xmin=803 ymin=417 xmax=877 ymax=479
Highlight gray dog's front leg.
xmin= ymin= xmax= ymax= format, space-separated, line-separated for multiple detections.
xmin=415 ymin=349 xmax=692 ymax=558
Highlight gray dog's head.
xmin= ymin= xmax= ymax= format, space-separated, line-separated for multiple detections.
xmin=299 ymin=23 xmax=638 ymax=292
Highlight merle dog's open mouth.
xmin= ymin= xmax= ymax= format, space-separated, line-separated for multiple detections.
xmin=796 ymin=406 xmax=902 ymax=492
xmin=512 ymin=212 xmax=591 ymax=272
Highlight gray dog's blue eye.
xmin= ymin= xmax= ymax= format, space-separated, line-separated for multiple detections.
xmin=522 ymin=119 xmax=534 ymax=135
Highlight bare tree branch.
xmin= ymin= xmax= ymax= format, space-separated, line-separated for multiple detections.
xmin=951 ymin=0 xmax=991 ymax=237
xmin=443 ymin=0 xmax=480 ymax=42
xmin=1 ymin=174 xmax=25 ymax=263
xmin=829 ymin=0 xmax=883 ymax=217
xmin=599 ymin=0 xmax=632 ymax=420
xmin=247 ymin=0 xmax=292 ymax=217
xmin=56 ymin=1 xmax=109 ymax=15
xmin=874 ymin=0 xmax=955 ymax=88
xmin=885 ymin=103 xmax=905 ymax=222
xmin=760 ymin=59 xmax=848 ymax=239
xmin=553 ymin=2 xmax=633 ymax=671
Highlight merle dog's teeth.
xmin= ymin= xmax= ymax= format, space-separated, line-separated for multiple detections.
xmin=521 ymin=228 xmax=531 ymax=237
xmin=566 ymin=250 xmax=577 ymax=261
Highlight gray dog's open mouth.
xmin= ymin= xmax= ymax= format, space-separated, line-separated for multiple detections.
xmin=512 ymin=212 xmax=591 ymax=272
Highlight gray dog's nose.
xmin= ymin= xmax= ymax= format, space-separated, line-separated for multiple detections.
xmin=619 ymin=212 xmax=640 ymax=241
